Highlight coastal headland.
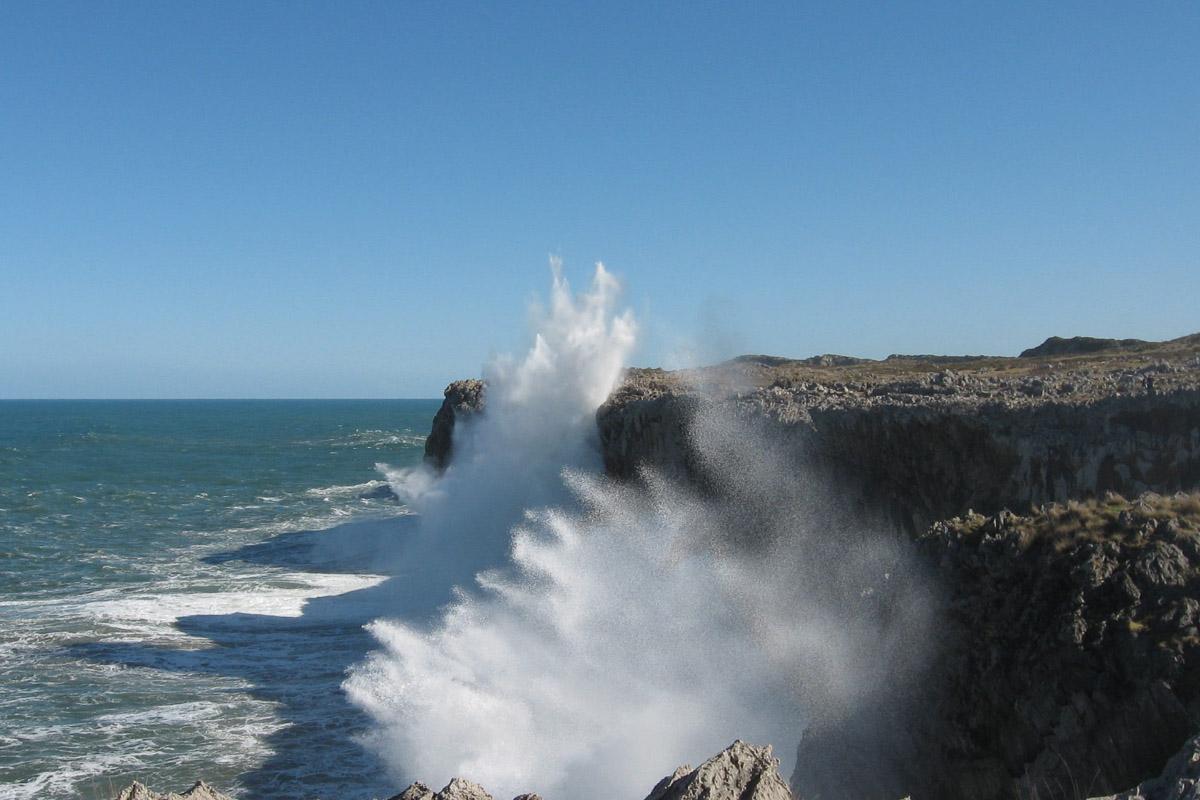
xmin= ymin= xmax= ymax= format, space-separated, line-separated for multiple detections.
xmin=124 ymin=332 xmax=1200 ymax=800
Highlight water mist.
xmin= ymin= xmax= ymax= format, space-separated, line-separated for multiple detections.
xmin=347 ymin=264 xmax=933 ymax=799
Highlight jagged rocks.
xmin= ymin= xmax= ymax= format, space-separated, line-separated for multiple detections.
xmin=113 ymin=781 xmax=234 ymax=800
xmin=390 ymin=778 xmax=541 ymax=800
xmin=389 ymin=778 xmax=497 ymax=800
xmin=793 ymin=493 xmax=1200 ymax=800
xmin=644 ymin=740 xmax=792 ymax=800
xmin=388 ymin=741 xmax=788 ymax=800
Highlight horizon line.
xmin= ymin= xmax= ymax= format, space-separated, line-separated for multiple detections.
xmin=0 ymin=397 xmax=444 ymax=402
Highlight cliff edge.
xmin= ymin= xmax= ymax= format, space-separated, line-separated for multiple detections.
xmin=423 ymin=331 xmax=1200 ymax=800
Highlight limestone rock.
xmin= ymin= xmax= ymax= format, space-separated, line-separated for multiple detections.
xmin=644 ymin=740 xmax=792 ymax=800
xmin=436 ymin=778 xmax=493 ymax=800
xmin=390 ymin=782 xmax=435 ymax=800
xmin=390 ymin=779 xmax=493 ymax=800
xmin=113 ymin=782 xmax=234 ymax=800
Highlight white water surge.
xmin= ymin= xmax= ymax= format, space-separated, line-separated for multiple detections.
xmin=347 ymin=263 xmax=931 ymax=799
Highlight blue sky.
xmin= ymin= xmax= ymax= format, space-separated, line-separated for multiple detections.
xmin=1 ymin=2 xmax=1197 ymax=398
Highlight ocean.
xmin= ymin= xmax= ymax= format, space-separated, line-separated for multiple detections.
xmin=0 ymin=400 xmax=439 ymax=800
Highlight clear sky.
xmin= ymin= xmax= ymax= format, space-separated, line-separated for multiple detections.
xmin=1 ymin=2 xmax=1197 ymax=398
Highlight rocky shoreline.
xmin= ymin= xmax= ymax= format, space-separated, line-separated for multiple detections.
xmin=114 ymin=741 xmax=795 ymax=800
xmin=115 ymin=334 xmax=1200 ymax=800
xmin=415 ymin=333 xmax=1200 ymax=800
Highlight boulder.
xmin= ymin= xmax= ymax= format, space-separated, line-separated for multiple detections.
xmin=644 ymin=740 xmax=792 ymax=800
xmin=113 ymin=782 xmax=234 ymax=800
xmin=390 ymin=778 xmax=493 ymax=800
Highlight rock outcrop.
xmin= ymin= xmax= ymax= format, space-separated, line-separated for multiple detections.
xmin=644 ymin=740 xmax=793 ymax=800
xmin=597 ymin=334 xmax=1200 ymax=534
xmin=794 ymin=492 xmax=1200 ymax=800
xmin=386 ymin=740 xmax=789 ymax=800
xmin=390 ymin=778 xmax=501 ymax=800
xmin=113 ymin=781 xmax=234 ymax=800
xmin=1019 ymin=335 xmax=1155 ymax=359
xmin=424 ymin=379 xmax=485 ymax=469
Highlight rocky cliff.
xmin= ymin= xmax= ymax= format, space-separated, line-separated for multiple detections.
xmin=423 ymin=332 xmax=1200 ymax=800
xmin=794 ymin=491 xmax=1200 ymax=800
xmin=596 ymin=333 xmax=1200 ymax=535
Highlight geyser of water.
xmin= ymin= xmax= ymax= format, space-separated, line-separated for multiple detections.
xmin=347 ymin=264 xmax=932 ymax=799
xmin=371 ymin=260 xmax=635 ymax=613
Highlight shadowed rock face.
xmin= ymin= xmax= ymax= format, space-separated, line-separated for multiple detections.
xmin=1019 ymin=335 xmax=1155 ymax=359
xmin=424 ymin=379 xmax=485 ymax=469
xmin=1092 ymin=733 xmax=1200 ymax=799
xmin=597 ymin=335 xmax=1200 ymax=534
xmin=794 ymin=493 xmax=1200 ymax=800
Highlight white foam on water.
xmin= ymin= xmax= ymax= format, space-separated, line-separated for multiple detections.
xmin=304 ymin=480 xmax=389 ymax=499
xmin=0 ymin=753 xmax=148 ymax=800
xmin=80 ymin=572 xmax=388 ymax=633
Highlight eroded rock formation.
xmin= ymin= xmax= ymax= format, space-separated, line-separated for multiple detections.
xmin=643 ymin=740 xmax=793 ymax=800
xmin=794 ymin=492 xmax=1200 ymax=800
xmin=113 ymin=781 xmax=234 ymax=800
xmin=383 ymin=740 xmax=791 ymax=800
xmin=597 ymin=334 xmax=1200 ymax=534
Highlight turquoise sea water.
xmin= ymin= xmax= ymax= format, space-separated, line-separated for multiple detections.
xmin=0 ymin=400 xmax=439 ymax=800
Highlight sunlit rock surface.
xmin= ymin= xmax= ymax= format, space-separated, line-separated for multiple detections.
xmin=113 ymin=781 xmax=234 ymax=800
xmin=643 ymin=740 xmax=793 ymax=800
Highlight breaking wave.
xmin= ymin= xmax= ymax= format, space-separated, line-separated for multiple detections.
xmin=346 ymin=262 xmax=931 ymax=799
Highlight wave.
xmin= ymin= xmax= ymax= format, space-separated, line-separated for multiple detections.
xmin=304 ymin=480 xmax=390 ymax=500
xmin=300 ymin=430 xmax=427 ymax=450
xmin=344 ymin=262 xmax=932 ymax=798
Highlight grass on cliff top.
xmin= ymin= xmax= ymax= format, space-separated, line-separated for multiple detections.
xmin=938 ymin=492 xmax=1200 ymax=553
xmin=622 ymin=334 xmax=1200 ymax=394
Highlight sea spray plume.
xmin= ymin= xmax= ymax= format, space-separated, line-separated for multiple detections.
xmin=371 ymin=261 xmax=636 ymax=615
xmin=345 ymin=468 xmax=806 ymax=799
xmin=683 ymin=404 xmax=936 ymax=714
xmin=347 ymin=393 xmax=935 ymax=799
